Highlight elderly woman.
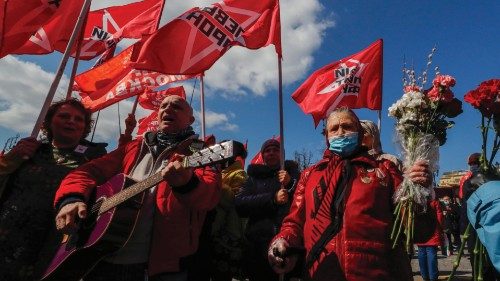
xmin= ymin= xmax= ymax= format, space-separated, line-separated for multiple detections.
xmin=268 ymin=107 xmax=432 ymax=281
xmin=0 ymin=99 xmax=106 ymax=281
xmin=360 ymin=119 xmax=403 ymax=171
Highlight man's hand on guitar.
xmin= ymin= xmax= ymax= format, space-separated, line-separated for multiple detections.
xmin=161 ymin=154 xmax=194 ymax=188
xmin=55 ymin=202 xmax=87 ymax=234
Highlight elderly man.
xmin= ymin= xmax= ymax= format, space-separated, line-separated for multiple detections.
xmin=268 ymin=107 xmax=432 ymax=281
xmin=54 ymin=95 xmax=221 ymax=281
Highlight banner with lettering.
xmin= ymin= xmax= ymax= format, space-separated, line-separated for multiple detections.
xmin=133 ymin=0 xmax=281 ymax=74
xmin=13 ymin=0 xmax=163 ymax=59
xmin=292 ymin=39 xmax=383 ymax=126
xmin=75 ymin=43 xmax=194 ymax=111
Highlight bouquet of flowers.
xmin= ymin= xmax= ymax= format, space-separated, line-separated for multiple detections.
xmin=448 ymin=79 xmax=500 ymax=281
xmin=464 ymin=79 xmax=500 ymax=174
xmin=388 ymin=60 xmax=463 ymax=251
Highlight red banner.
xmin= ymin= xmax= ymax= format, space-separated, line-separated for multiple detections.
xmin=13 ymin=0 xmax=163 ymax=60
xmin=139 ymin=86 xmax=187 ymax=110
xmin=133 ymin=0 xmax=281 ymax=74
xmin=75 ymin=43 xmax=194 ymax=111
xmin=292 ymin=39 xmax=383 ymax=126
xmin=0 ymin=0 xmax=76 ymax=58
xmin=137 ymin=111 xmax=159 ymax=135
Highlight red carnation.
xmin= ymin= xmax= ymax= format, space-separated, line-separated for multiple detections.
xmin=433 ymin=75 xmax=456 ymax=87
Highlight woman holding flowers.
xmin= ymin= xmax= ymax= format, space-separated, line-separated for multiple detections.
xmin=267 ymin=107 xmax=432 ymax=281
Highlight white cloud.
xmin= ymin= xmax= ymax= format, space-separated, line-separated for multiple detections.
xmin=0 ymin=56 xmax=69 ymax=133
xmin=194 ymin=110 xmax=239 ymax=132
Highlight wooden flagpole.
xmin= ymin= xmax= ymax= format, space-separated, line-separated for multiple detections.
xmin=200 ymin=74 xmax=206 ymax=140
xmin=30 ymin=0 xmax=93 ymax=137
xmin=65 ymin=11 xmax=88 ymax=100
xmin=278 ymin=57 xmax=285 ymax=170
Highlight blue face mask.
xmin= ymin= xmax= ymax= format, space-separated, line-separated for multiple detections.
xmin=328 ymin=132 xmax=359 ymax=157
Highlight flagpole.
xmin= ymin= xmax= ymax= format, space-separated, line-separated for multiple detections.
xmin=30 ymin=0 xmax=93 ymax=137
xmin=278 ymin=56 xmax=285 ymax=170
xmin=131 ymin=95 xmax=140 ymax=115
xmin=377 ymin=110 xmax=382 ymax=133
xmin=65 ymin=11 xmax=89 ymax=100
xmin=200 ymin=74 xmax=206 ymax=140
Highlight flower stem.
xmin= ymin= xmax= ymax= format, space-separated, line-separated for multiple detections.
xmin=392 ymin=202 xmax=407 ymax=249
xmin=474 ymin=237 xmax=480 ymax=281
xmin=447 ymin=224 xmax=471 ymax=281
xmin=488 ymin=133 xmax=500 ymax=169
xmin=391 ymin=202 xmax=403 ymax=240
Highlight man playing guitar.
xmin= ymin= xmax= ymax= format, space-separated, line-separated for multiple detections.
xmin=53 ymin=95 xmax=221 ymax=281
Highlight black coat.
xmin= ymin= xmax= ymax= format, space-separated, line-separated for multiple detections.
xmin=235 ymin=160 xmax=300 ymax=244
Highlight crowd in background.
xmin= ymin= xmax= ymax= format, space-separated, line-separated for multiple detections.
xmin=0 ymin=98 xmax=498 ymax=281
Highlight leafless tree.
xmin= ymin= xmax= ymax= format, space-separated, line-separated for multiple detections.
xmin=294 ymin=148 xmax=315 ymax=172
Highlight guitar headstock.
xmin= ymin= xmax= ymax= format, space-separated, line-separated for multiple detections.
xmin=184 ymin=140 xmax=236 ymax=168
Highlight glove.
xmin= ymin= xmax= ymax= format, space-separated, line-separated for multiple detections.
xmin=268 ymin=238 xmax=297 ymax=274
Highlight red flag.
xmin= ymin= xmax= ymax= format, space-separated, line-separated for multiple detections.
xmin=133 ymin=0 xmax=281 ymax=74
xmin=13 ymin=0 xmax=163 ymax=60
xmin=75 ymin=43 xmax=194 ymax=111
xmin=0 ymin=0 xmax=73 ymax=58
xmin=139 ymin=87 xmax=187 ymax=110
xmin=250 ymin=136 xmax=280 ymax=165
xmin=137 ymin=111 xmax=159 ymax=135
xmin=292 ymin=39 xmax=383 ymax=126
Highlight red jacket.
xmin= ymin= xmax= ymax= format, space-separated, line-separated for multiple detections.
xmin=273 ymin=151 xmax=412 ymax=281
xmin=54 ymin=136 xmax=221 ymax=275
xmin=415 ymin=200 xmax=444 ymax=247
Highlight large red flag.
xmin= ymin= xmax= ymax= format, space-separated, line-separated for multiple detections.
xmin=292 ymin=39 xmax=383 ymax=126
xmin=13 ymin=0 xmax=163 ymax=60
xmin=137 ymin=111 xmax=159 ymax=135
xmin=0 ymin=0 xmax=73 ymax=58
xmin=75 ymin=43 xmax=194 ymax=111
xmin=133 ymin=0 xmax=281 ymax=74
xmin=139 ymin=87 xmax=187 ymax=110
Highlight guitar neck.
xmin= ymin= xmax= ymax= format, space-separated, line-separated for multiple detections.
xmin=99 ymin=172 xmax=163 ymax=215
xmin=95 ymin=140 xmax=236 ymax=215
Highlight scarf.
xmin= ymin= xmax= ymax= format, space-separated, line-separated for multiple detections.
xmin=156 ymin=126 xmax=195 ymax=152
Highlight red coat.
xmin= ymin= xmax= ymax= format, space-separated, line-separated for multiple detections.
xmin=54 ymin=136 xmax=221 ymax=275
xmin=415 ymin=200 xmax=444 ymax=247
xmin=273 ymin=151 xmax=412 ymax=281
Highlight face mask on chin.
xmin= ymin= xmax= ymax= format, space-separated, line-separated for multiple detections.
xmin=470 ymin=164 xmax=480 ymax=173
xmin=328 ymin=132 xmax=359 ymax=157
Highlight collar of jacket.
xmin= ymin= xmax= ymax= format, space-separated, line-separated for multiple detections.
xmin=316 ymin=149 xmax=378 ymax=170
xmin=247 ymin=160 xmax=299 ymax=179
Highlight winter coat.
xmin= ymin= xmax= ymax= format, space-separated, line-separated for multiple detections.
xmin=235 ymin=160 xmax=300 ymax=245
xmin=442 ymin=202 xmax=460 ymax=234
xmin=415 ymin=200 xmax=444 ymax=247
xmin=272 ymin=150 xmax=414 ymax=281
xmin=54 ymin=133 xmax=221 ymax=275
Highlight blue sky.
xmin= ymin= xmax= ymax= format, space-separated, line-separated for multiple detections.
xmin=0 ymin=0 xmax=499 ymax=175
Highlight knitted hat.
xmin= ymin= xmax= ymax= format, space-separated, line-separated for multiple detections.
xmin=260 ymin=139 xmax=280 ymax=153
xmin=468 ymin=153 xmax=481 ymax=165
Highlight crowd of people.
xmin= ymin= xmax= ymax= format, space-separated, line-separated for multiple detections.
xmin=0 ymin=96 xmax=498 ymax=281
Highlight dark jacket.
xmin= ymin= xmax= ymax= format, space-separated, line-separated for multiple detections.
xmin=442 ymin=202 xmax=460 ymax=234
xmin=235 ymin=160 xmax=300 ymax=244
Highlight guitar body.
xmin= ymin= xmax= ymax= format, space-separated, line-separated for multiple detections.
xmin=42 ymin=173 xmax=144 ymax=281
